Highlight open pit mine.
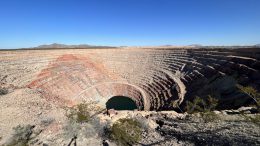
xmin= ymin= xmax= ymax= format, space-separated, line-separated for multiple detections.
xmin=0 ymin=46 xmax=260 ymax=146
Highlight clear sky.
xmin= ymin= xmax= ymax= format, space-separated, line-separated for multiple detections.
xmin=0 ymin=0 xmax=260 ymax=48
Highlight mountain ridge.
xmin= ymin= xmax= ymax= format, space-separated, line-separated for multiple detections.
xmin=36 ymin=43 xmax=92 ymax=48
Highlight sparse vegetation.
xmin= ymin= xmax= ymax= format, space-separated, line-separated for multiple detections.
xmin=185 ymin=95 xmax=219 ymax=122
xmin=5 ymin=125 xmax=35 ymax=146
xmin=0 ymin=88 xmax=8 ymax=95
xmin=185 ymin=95 xmax=218 ymax=114
xmin=241 ymin=114 xmax=260 ymax=126
xmin=200 ymin=111 xmax=219 ymax=123
xmin=106 ymin=118 xmax=142 ymax=146
xmin=185 ymin=96 xmax=205 ymax=113
xmin=237 ymin=84 xmax=260 ymax=112
xmin=66 ymin=103 xmax=91 ymax=123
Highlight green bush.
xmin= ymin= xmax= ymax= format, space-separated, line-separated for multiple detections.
xmin=66 ymin=103 xmax=91 ymax=123
xmin=107 ymin=118 xmax=142 ymax=146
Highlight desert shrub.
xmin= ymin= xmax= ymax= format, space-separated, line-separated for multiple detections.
xmin=64 ymin=102 xmax=105 ymax=142
xmin=185 ymin=96 xmax=205 ymax=114
xmin=185 ymin=95 xmax=219 ymax=122
xmin=0 ymin=88 xmax=8 ymax=95
xmin=185 ymin=95 xmax=218 ymax=114
xmin=76 ymin=103 xmax=91 ymax=122
xmin=66 ymin=103 xmax=91 ymax=123
xmin=5 ymin=125 xmax=35 ymax=146
xmin=205 ymin=95 xmax=219 ymax=111
xmin=106 ymin=118 xmax=142 ymax=146
xmin=237 ymin=85 xmax=260 ymax=112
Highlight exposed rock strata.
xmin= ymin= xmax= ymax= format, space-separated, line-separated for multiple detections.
xmin=0 ymin=47 xmax=259 ymax=110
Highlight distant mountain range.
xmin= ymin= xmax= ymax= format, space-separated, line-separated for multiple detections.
xmin=36 ymin=43 xmax=93 ymax=48
xmin=188 ymin=44 xmax=203 ymax=47
xmin=11 ymin=43 xmax=258 ymax=50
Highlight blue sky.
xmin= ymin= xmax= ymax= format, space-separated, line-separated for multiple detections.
xmin=0 ymin=0 xmax=260 ymax=48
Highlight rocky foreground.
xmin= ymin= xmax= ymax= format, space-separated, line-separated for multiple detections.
xmin=0 ymin=88 xmax=259 ymax=146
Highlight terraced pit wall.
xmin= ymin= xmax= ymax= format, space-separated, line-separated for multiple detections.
xmin=0 ymin=47 xmax=259 ymax=111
